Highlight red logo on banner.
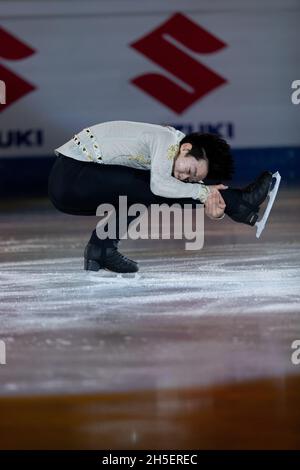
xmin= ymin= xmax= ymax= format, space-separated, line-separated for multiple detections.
xmin=0 ymin=26 xmax=36 ymax=113
xmin=130 ymin=12 xmax=227 ymax=114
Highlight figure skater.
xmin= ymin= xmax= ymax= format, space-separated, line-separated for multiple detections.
xmin=48 ymin=120 xmax=280 ymax=273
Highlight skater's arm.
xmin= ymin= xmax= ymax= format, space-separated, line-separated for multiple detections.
xmin=146 ymin=131 xmax=210 ymax=202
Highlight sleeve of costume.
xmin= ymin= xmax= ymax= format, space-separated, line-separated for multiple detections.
xmin=145 ymin=130 xmax=210 ymax=203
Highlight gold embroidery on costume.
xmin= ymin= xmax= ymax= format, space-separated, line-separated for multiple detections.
xmin=128 ymin=154 xmax=150 ymax=165
xmin=198 ymin=184 xmax=210 ymax=203
xmin=167 ymin=144 xmax=179 ymax=160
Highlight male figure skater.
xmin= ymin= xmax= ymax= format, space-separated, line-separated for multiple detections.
xmin=48 ymin=120 xmax=279 ymax=273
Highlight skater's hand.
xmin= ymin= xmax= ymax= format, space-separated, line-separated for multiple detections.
xmin=207 ymin=184 xmax=228 ymax=192
xmin=204 ymin=190 xmax=226 ymax=219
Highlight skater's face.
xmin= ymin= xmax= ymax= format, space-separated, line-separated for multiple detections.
xmin=173 ymin=144 xmax=208 ymax=183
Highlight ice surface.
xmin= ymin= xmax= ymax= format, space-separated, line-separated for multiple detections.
xmin=0 ymin=193 xmax=299 ymax=396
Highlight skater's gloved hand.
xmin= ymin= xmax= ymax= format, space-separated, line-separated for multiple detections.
xmin=204 ymin=189 xmax=226 ymax=220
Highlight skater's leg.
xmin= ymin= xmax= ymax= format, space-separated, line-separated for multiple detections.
xmin=48 ymin=155 xmax=153 ymax=272
xmin=48 ymin=154 xmax=192 ymax=272
xmin=48 ymin=154 xmax=166 ymax=215
xmin=48 ymin=153 xmax=200 ymax=233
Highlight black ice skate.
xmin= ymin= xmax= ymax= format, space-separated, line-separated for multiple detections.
xmin=226 ymin=171 xmax=272 ymax=226
xmin=241 ymin=171 xmax=274 ymax=206
xmin=84 ymin=241 xmax=139 ymax=273
xmin=228 ymin=171 xmax=281 ymax=237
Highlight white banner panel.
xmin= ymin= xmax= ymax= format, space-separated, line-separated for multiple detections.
xmin=0 ymin=0 xmax=299 ymax=157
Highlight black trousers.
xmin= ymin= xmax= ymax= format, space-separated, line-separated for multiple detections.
xmin=48 ymin=154 xmax=241 ymax=245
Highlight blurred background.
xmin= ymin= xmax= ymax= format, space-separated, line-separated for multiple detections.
xmin=1 ymin=0 xmax=299 ymax=196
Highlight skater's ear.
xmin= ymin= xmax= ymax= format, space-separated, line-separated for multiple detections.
xmin=180 ymin=142 xmax=192 ymax=154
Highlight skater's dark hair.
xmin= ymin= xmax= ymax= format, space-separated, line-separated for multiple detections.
xmin=179 ymin=133 xmax=234 ymax=180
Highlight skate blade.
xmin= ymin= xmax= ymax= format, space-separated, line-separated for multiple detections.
xmin=85 ymin=270 xmax=141 ymax=279
xmin=255 ymin=171 xmax=281 ymax=238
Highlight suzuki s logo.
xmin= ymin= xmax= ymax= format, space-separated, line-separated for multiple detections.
xmin=130 ymin=12 xmax=227 ymax=114
xmin=0 ymin=26 xmax=36 ymax=112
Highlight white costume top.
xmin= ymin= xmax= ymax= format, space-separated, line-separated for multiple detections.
xmin=54 ymin=120 xmax=210 ymax=202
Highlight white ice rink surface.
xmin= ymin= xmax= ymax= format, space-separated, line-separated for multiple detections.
xmin=0 ymin=191 xmax=299 ymax=396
